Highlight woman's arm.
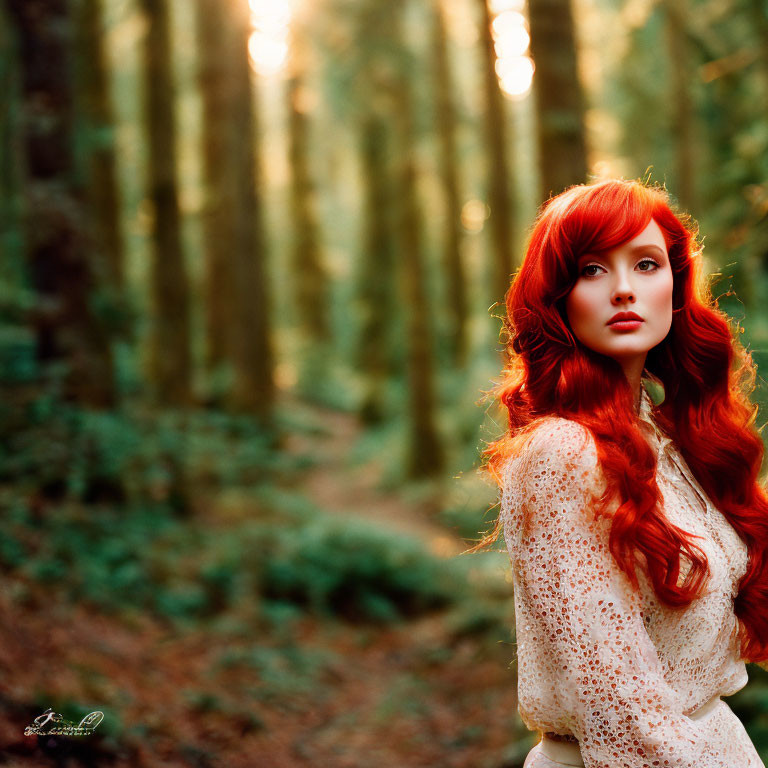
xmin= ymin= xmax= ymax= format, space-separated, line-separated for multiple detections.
xmin=505 ymin=419 xmax=733 ymax=768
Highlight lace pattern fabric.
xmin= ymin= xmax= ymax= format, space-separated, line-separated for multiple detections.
xmin=501 ymin=387 xmax=765 ymax=768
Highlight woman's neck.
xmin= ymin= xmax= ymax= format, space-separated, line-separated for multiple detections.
xmin=619 ymin=358 xmax=647 ymax=415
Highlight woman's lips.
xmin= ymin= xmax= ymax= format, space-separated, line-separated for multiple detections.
xmin=608 ymin=319 xmax=644 ymax=331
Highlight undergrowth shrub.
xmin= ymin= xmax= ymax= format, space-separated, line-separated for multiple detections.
xmin=2 ymin=487 xmax=473 ymax=626
xmin=259 ymin=517 xmax=463 ymax=622
xmin=1 ymin=401 xmax=288 ymax=512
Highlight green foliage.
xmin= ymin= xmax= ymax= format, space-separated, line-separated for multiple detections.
xmin=217 ymin=643 xmax=340 ymax=701
xmin=3 ymin=500 xmax=247 ymax=622
xmin=1 ymin=386 xmax=300 ymax=512
xmin=725 ymin=671 xmax=768 ymax=756
xmin=439 ymin=493 xmax=499 ymax=543
xmin=259 ymin=516 xmax=462 ymax=622
xmin=8 ymin=500 xmax=171 ymax=610
xmin=444 ymin=594 xmax=513 ymax=644
xmin=2 ymin=477 xmax=472 ymax=626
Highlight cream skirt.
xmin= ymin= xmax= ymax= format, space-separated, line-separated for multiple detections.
xmin=523 ymin=736 xmax=583 ymax=768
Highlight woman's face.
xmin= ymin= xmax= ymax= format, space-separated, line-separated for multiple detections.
xmin=565 ymin=218 xmax=674 ymax=370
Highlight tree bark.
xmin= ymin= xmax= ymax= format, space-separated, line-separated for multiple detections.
xmin=286 ymin=18 xmax=335 ymax=401
xmin=476 ymin=0 xmax=517 ymax=307
xmin=0 ymin=1 xmax=23 ymax=278
xmin=748 ymin=0 xmax=768 ymax=100
xmin=355 ymin=111 xmax=397 ymax=425
xmin=665 ymin=0 xmax=695 ymax=211
xmin=76 ymin=0 xmax=125 ymax=289
xmin=390 ymin=6 xmax=444 ymax=480
xmin=196 ymin=0 xmax=236 ymax=381
xmin=286 ymin=21 xmax=331 ymax=345
xmin=431 ymin=0 xmax=468 ymax=369
xmin=527 ymin=0 xmax=588 ymax=201
xmin=140 ymin=0 xmax=192 ymax=406
xmin=226 ymin=0 xmax=274 ymax=421
xmin=6 ymin=0 xmax=116 ymax=408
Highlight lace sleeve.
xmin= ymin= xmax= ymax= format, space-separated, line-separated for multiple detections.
xmin=505 ymin=417 xmax=730 ymax=767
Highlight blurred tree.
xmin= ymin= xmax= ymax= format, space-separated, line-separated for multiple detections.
xmin=315 ymin=0 xmax=401 ymax=425
xmin=664 ymin=0 xmax=696 ymax=211
xmin=0 ymin=0 xmax=32 ymax=406
xmin=196 ymin=0 xmax=236 ymax=387
xmin=351 ymin=13 xmax=401 ymax=426
xmin=139 ymin=0 xmax=192 ymax=406
xmin=5 ymin=0 xmax=116 ymax=408
xmin=286 ymin=11 xmax=333 ymax=396
xmin=746 ymin=0 xmax=768 ymax=298
xmin=390 ymin=1 xmax=444 ymax=479
xmin=610 ymin=5 xmax=673 ymax=186
xmin=609 ymin=0 xmax=766 ymax=313
xmin=75 ymin=0 xmax=125 ymax=291
xmin=0 ymin=1 xmax=22 ymax=275
xmin=197 ymin=0 xmax=274 ymax=423
xmin=315 ymin=0 xmax=444 ymax=473
xmin=356 ymin=107 xmax=398 ymax=425
xmin=431 ymin=0 xmax=468 ymax=369
xmin=527 ymin=0 xmax=588 ymax=201
xmin=225 ymin=0 xmax=274 ymax=421
xmin=701 ymin=54 xmax=763 ymax=312
xmin=748 ymin=0 xmax=768 ymax=98
xmin=476 ymin=0 xmax=517 ymax=303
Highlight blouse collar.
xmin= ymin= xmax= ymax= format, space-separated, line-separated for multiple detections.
xmin=638 ymin=385 xmax=673 ymax=458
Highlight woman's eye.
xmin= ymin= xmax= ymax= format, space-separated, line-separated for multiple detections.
xmin=581 ymin=259 xmax=659 ymax=277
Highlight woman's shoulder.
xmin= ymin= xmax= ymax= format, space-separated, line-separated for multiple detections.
xmin=501 ymin=416 xmax=609 ymax=526
xmin=521 ymin=415 xmax=598 ymax=463
xmin=502 ymin=415 xmax=599 ymax=484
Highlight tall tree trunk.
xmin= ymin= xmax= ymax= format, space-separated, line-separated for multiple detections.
xmin=287 ymin=19 xmax=334 ymax=400
xmin=431 ymin=0 xmax=468 ymax=369
xmin=476 ymin=0 xmax=517 ymax=306
xmin=0 ymin=1 xmax=22 ymax=277
xmin=391 ymin=7 xmax=443 ymax=480
xmin=226 ymin=0 xmax=274 ymax=421
xmin=140 ymin=0 xmax=192 ymax=406
xmin=355 ymin=111 xmax=397 ymax=425
xmin=286 ymin=22 xmax=331 ymax=345
xmin=196 ymin=0 xmax=236 ymax=387
xmin=6 ymin=0 xmax=116 ymax=408
xmin=527 ymin=0 xmax=588 ymax=201
xmin=748 ymin=0 xmax=768 ymax=105
xmin=746 ymin=0 xmax=768 ymax=311
xmin=665 ymin=0 xmax=695 ymax=211
xmin=76 ymin=0 xmax=125 ymax=290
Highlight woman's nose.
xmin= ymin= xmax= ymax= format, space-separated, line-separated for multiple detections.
xmin=612 ymin=270 xmax=635 ymax=302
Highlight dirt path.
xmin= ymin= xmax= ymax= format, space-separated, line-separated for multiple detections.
xmin=278 ymin=394 xmax=471 ymax=557
xmin=0 ymin=395 xmax=523 ymax=768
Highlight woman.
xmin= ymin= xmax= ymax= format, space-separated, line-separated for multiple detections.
xmin=476 ymin=179 xmax=768 ymax=767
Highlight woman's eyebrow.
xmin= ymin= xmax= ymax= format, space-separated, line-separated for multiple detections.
xmin=630 ymin=244 xmax=667 ymax=256
xmin=578 ymin=244 xmax=667 ymax=262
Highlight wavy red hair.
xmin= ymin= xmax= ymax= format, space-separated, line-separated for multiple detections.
xmin=474 ymin=178 xmax=768 ymax=664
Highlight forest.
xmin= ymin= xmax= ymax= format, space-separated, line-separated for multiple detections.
xmin=1 ymin=0 xmax=768 ymax=765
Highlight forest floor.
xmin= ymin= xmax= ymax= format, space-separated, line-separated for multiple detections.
xmin=0 ymin=395 xmax=529 ymax=768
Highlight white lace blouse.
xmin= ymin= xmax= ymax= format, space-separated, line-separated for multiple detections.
xmin=500 ymin=386 xmax=766 ymax=767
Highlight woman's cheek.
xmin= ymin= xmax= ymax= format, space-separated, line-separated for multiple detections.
xmin=652 ymin=276 xmax=674 ymax=317
xmin=567 ymin=287 xmax=598 ymax=339
xmin=574 ymin=286 xmax=600 ymax=329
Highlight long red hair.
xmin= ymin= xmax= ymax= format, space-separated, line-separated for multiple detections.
xmin=475 ymin=178 xmax=768 ymax=664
